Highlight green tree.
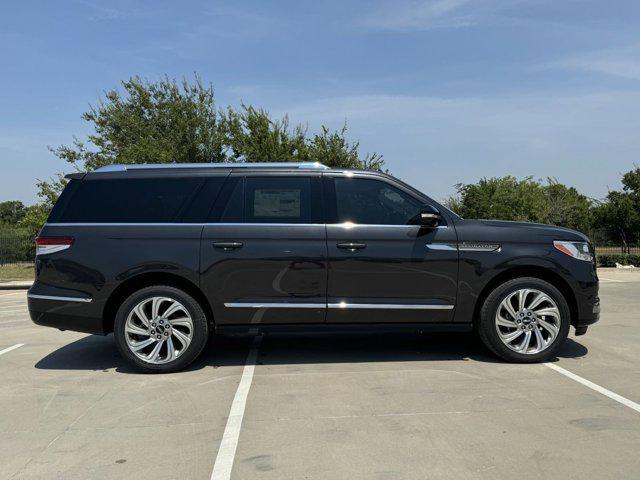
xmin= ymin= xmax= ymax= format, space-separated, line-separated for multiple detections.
xmin=445 ymin=176 xmax=594 ymax=232
xmin=0 ymin=201 xmax=26 ymax=225
xmin=305 ymin=125 xmax=384 ymax=171
xmin=445 ymin=176 xmax=548 ymax=222
xmin=50 ymin=76 xmax=227 ymax=172
xmin=594 ymin=166 xmax=640 ymax=248
xmin=34 ymin=75 xmax=383 ymax=232
xmin=541 ymin=179 xmax=593 ymax=232
xmin=220 ymin=105 xmax=308 ymax=163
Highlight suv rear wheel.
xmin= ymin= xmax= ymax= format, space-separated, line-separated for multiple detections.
xmin=478 ymin=277 xmax=570 ymax=363
xmin=114 ymin=286 xmax=209 ymax=373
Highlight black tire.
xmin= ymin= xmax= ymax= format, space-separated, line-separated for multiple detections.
xmin=478 ymin=277 xmax=570 ymax=363
xmin=114 ymin=285 xmax=209 ymax=373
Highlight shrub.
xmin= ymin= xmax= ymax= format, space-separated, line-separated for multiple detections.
xmin=597 ymin=254 xmax=640 ymax=267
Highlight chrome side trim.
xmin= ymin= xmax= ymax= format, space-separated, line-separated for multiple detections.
xmin=426 ymin=243 xmax=457 ymax=251
xmin=224 ymin=302 xmax=454 ymax=310
xmin=28 ymin=293 xmax=93 ymax=303
xmin=45 ymin=222 xmax=447 ymax=228
xmin=224 ymin=302 xmax=325 ymax=309
xmin=328 ymin=303 xmax=453 ymax=310
xmin=45 ymin=222 xmax=325 ymax=227
xmin=330 ymin=223 xmax=448 ymax=229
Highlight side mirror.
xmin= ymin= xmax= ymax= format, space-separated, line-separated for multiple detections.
xmin=420 ymin=205 xmax=441 ymax=228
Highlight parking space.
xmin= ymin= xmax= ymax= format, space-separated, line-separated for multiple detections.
xmin=1 ymin=269 xmax=639 ymax=479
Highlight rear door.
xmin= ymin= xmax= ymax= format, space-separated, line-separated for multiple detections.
xmin=200 ymin=172 xmax=327 ymax=325
xmin=324 ymin=173 xmax=458 ymax=323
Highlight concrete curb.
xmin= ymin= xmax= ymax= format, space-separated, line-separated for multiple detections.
xmin=0 ymin=281 xmax=33 ymax=290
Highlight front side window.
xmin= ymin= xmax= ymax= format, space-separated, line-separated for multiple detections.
xmin=245 ymin=177 xmax=312 ymax=223
xmin=333 ymin=177 xmax=423 ymax=225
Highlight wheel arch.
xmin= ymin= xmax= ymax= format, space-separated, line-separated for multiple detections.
xmin=472 ymin=266 xmax=578 ymax=328
xmin=102 ymin=272 xmax=214 ymax=334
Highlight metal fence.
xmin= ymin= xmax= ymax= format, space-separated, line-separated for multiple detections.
xmin=0 ymin=233 xmax=35 ymax=265
xmin=594 ymin=246 xmax=640 ymax=255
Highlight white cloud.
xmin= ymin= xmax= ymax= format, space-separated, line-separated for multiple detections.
xmin=358 ymin=0 xmax=476 ymax=30
xmin=550 ymin=44 xmax=640 ymax=80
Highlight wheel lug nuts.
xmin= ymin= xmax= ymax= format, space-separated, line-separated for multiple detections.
xmin=164 ymin=332 xmax=168 ymax=336
xmin=152 ymin=323 xmax=156 ymax=327
xmin=151 ymin=330 xmax=155 ymax=334
xmin=159 ymin=320 xmax=164 ymax=324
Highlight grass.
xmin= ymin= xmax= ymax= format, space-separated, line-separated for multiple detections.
xmin=0 ymin=263 xmax=34 ymax=282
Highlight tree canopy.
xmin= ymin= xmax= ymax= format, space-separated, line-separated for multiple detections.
xmin=27 ymin=75 xmax=384 ymax=233
xmin=592 ymin=166 xmax=640 ymax=247
xmin=48 ymin=75 xmax=382 ymax=174
xmin=445 ymin=176 xmax=594 ymax=233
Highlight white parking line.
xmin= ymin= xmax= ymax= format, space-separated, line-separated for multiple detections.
xmin=544 ymin=363 xmax=640 ymax=413
xmin=0 ymin=309 xmax=27 ymax=315
xmin=210 ymin=335 xmax=263 ymax=480
xmin=599 ymin=278 xmax=624 ymax=283
xmin=0 ymin=344 xmax=24 ymax=356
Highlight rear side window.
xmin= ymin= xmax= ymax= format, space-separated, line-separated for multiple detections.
xmin=245 ymin=177 xmax=312 ymax=223
xmin=55 ymin=177 xmax=203 ymax=223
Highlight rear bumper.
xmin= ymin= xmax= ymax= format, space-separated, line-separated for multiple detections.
xmin=28 ymin=283 xmax=105 ymax=335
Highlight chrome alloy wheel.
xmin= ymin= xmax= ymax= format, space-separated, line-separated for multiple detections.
xmin=495 ymin=288 xmax=561 ymax=355
xmin=124 ymin=297 xmax=194 ymax=364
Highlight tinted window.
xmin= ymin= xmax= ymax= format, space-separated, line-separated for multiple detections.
xmin=180 ymin=177 xmax=226 ymax=223
xmin=245 ymin=177 xmax=311 ymax=223
xmin=219 ymin=177 xmax=244 ymax=222
xmin=59 ymin=177 xmax=203 ymax=223
xmin=334 ymin=177 xmax=422 ymax=225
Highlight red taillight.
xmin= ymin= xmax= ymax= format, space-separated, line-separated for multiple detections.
xmin=35 ymin=236 xmax=74 ymax=255
xmin=35 ymin=236 xmax=74 ymax=246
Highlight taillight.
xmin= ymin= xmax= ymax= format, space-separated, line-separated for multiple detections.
xmin=35 ymin=236 xmax=74 ymax=255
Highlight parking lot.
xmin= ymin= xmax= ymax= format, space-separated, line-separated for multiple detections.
xmin=1 ymin=269 xmax=639 ymax=480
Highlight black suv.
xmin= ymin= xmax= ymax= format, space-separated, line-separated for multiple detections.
xmin=28 ymin=162 xmax=599 ymax=372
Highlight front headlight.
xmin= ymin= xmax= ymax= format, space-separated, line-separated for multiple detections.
xmin=553 ymin=241 xmax=594 ymax=262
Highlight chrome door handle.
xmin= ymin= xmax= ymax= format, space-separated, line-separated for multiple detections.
xmin=337 ymin=242 xmax=366 ymax=251
xmin=213 ymin=241 xmax=243 ymax=250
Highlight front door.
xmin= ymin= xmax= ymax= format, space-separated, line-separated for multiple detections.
xmin=324 ymin=173 xmax=458 ymax=323
xmin=200 ymin=174 xmax=326 ymax=325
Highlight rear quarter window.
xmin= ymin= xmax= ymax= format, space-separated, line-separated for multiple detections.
xmin=53 ymin=177 xmax=204 ymax=223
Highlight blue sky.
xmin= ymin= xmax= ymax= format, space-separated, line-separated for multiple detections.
xmin=2 ymin=0 xmax=640 ymax=204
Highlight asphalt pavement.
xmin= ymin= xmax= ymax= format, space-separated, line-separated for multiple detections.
xmin=0 ymin=268 xmax=638 ymax=479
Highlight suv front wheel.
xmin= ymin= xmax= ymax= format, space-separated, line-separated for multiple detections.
xmin=478 ymin=277 xmax=571 ymax=363
xmin=114 ymin=286 xmax=209 ymax=373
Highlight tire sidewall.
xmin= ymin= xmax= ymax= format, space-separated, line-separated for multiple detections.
xmin=114 ymin=286 xmax=209 ymax=373
xmin=479 ymin=277 xmax=570 ymax=363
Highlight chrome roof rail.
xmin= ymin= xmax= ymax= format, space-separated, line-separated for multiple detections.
xmin=94 ymin=162 xmax=329 ymax=172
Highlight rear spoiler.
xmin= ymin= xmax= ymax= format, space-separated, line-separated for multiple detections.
xmin=64 ymin=172 xmax=87 ymax=180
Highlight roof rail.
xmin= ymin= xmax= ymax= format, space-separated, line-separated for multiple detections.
xmin=94 ymin=162 xmax=329 ymax=173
